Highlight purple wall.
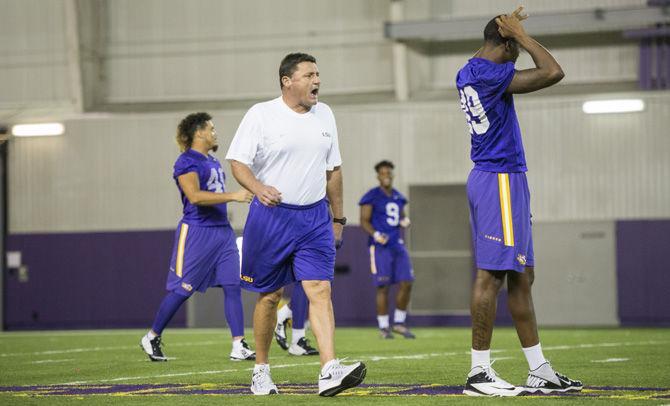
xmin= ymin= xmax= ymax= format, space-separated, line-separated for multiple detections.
xmin=616 ymin=220 xmax=670 ymax=326
xmin=5 ymin=231 xmax=184 ymax=330
xmin=7 ymin=220 xmax=669 ymax=330
xmin=4 ymin=226 xmax=511 ymax=330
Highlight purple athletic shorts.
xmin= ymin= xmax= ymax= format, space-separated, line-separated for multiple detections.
xmin=369 ymin=242 xmax=414 ymax=286
xmin=167 ymin=222 xmax=240 ymax=295
xmin=467 ymin=169 xmax=534 ymax=273
xmin=240 ymin=198 xmax=335 ymax=292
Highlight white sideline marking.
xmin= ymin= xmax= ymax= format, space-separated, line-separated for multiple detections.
xmin=591 ymin=358 xmax=629 ymax=363
xmin=31 ymin=339 xmax=670 ymax=386
xmin=30 ymin=359 xmax=75 ymax=364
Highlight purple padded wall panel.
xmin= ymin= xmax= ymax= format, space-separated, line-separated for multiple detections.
xmin=617 ymin=220 xmax=670 ymax=326
xmin=5 ymin=231 xmax=183 ymax=330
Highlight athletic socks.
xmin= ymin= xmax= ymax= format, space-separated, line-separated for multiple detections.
xmin=377 ymin=315 xmax=390 ymax=329
xmin=291 ymin=328 xmax=306 ymax=345
xmin=223 ymin=285 xmax=245 ymax=338
xmin=290 ymin=283 xmax=308 ymax=330
xmin=394 ymin=309 xmax=407 ymax=324
xmin=523 ymin=343 xmax=548 ymax=371
xmin=471 ymin=348 xmax=491 ymax=370
xmin=150 ymin=291 xmax=189 ymax=335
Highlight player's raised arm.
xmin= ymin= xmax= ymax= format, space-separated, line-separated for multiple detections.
xmin=177 ymin=172 xmax=252 ymax=205
xmin=498 ymin=13 xmax=564 ymax=94
xmin=229 ymin=159 xmax=282 ymax=206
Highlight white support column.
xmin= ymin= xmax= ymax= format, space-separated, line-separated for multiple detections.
xmin=390 ymin=0 xmax=409 ymax=102
xmin=64 ymin=0 xmax=84 ymax=113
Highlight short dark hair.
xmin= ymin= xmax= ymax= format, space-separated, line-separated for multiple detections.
xmin=484 ymin=15 xmax=507 ymax=46
xmin=374 ymin=160 xmax=395 ymax=173
xmin=279 ymin=52 xmax=317 ymax=88
xmin=176 ymin=112 xmax=211 ymax=152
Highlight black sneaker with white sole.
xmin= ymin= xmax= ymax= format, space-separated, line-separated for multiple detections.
xmin=140 ymin=334 xmax=167 ymax=362
xmin=288 ymin=337 xmax=319 ymax=356
xmin=524 ymin=362 xmax=583 ymax=394
xmin=463 ymin=365 xmax=526 ymax=397
xmin=230 ymin=338 xmax=256 ymax=361
xmin=274 ymin=319 xmax=290 ymax=351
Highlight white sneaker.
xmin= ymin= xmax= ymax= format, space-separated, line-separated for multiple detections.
xmin=229 ymin=338 xmax=256 ymax=361
xmin=318 ymin=359 xmax=367 ymax=397
xmin=250 ymin=364 xmax=278 ymax=395
xmin=524 ymin=362 xmax=583 ymax=394
xmin=139 ymin=334 xmax=167 ymax=362
xmin=463 ymin=364 xmax=525 ymax=397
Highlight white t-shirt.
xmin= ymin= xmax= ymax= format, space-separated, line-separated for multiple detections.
xmin=226 ymin=96 xmax=342 ymax=206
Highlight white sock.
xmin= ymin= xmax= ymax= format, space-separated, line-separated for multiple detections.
xmin=253 ymin=363 xmax=269 ymax=373
xmin=471 ymin=349 xmax=491 ymax=370
xmin=147 ymin=331 xmax=157 ymax=339
xmin=277 ymin=304 xmax=292 ymax=323
xmin=232 ymin=338 xmax=243 ymax=349
xmin=394 ymin=309 xmax=407 ymax=324
xmin=292 ymin=328 xmax=305 ymax=345
xmin=523 ymin=343 xmax=547 ymax=371
xmin=377 ymin=315 xmax=390 ymax=329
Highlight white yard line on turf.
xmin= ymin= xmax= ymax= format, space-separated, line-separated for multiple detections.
xmin=591 ymin=358 xmax=630 ymax=363
xmin=0 ymin=341 xmax=222 ymax=357
xmin=29 ymin=359 xmax=75 ymax=364
xmin=50 ymin=339 xmax=667 ymax=386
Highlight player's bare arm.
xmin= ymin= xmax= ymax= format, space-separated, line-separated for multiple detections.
xmin=177 ymin=172 xmax=253 ymax=205
xmin=229 ymin=160 xmax=282 ymax=206
xmin=360 ymin=204 xmax=389 ymax=245
xmin=499 ymin=13 xmax=564 ymax=94
xmin=326 ymin=166 xmax=344 ymax=244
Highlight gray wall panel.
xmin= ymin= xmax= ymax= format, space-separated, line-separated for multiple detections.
xmin=0 ymin=0 xmax=71 ymax=109
xmin=104 ymin=0 xmax=393 ymax=103
xmin=532 ymin=221 xmax=618 ymax=326
xmin=9 ymin=91 xmax=670 ymax=233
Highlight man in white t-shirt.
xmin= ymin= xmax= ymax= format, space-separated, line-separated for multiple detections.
xmin=226 ymin=52 xmax=366 ymax=397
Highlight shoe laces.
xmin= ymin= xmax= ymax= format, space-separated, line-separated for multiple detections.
xmin=322 ymin=358 xmax=352 ymax=377
xmin=151 ymin=336 xmax=164 ymax=354
xmin=479 ymin=360 xmax=501 ymax=382
xmin=253 ymin=367 xmax=273 ymax=386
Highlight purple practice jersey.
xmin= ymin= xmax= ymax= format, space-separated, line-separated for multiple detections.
xmin=359 ymin=187 xmax=407 ymax=246
xmin=173 ymin=149 xmax=229 ymax=226
xmin=456 ymin=58 xmax=527 ymax=173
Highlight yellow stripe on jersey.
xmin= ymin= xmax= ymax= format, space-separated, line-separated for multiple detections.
xmin=498 ymin=173 xmax=515 ymax=247
xmin=176 ymin=223 xmax=189 ymax=277
xmin=369 ymin=245 xmax=378 ymax=275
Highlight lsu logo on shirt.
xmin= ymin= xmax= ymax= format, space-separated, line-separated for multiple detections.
xmin=241 ymin=275 xmax=254 ymax=283
xmin=516 ymin=254 xmax=527 ymax=266
xmin=181 ymin=282 xmax=193 ymax=292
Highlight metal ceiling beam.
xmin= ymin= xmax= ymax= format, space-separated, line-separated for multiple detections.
xmin=385 ymin=6 xmax=670 ymax=42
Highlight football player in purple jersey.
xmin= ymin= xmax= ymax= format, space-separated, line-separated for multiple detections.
xmin=456 ymin=7 xmax=581 ymax=396
xmin=359 ymin=161 xmax=415 ymax=339
xmin=140 ymin=112 xmax=255 ymax=363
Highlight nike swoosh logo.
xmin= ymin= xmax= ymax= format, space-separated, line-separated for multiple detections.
xmin=319 ymin=374 xmax=332 ymax=380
